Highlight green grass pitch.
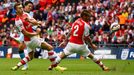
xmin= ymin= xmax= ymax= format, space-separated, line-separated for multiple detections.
xmin=0 ymin=58 xmax=134 ymax=75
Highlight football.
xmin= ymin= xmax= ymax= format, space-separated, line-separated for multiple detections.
xmin=110 ymin=22 xmax=120 ymax=31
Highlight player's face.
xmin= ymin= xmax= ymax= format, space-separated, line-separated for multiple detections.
xmin=25 ymin=3 xmax=33 ymax=12
xmin=83 ymin=15 xmax=90 ymax=22
xmin=16 ymin=5 xmax=23 ymax=14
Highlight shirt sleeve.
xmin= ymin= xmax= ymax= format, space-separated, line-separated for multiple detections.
xmin=84 ymin=23 xmax=90 ymax=37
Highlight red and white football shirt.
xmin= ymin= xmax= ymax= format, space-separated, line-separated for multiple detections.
xmin=69 ymin=18 xmax=90 ymax=44
xmin=15 ymin=12 xmax=33 ymax=41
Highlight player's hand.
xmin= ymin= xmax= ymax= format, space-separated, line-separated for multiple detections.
xmin=37 ymin=21 xmax=42 ymax=25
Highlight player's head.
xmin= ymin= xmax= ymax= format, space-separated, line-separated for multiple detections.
xmin=14 ymin=3 xmax=23 ymax=14
xmin=80 ymin=10 xmax=91 ymax=22
xmin=24 ymin=1 xmax=33 ymax=13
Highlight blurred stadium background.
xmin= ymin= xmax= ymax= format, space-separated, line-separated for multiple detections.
xmin=0 ymin=0 xmax=134 ymax=75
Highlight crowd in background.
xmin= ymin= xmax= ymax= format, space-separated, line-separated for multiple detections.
xmin=0 ymin=0 xmax=134 ymax=48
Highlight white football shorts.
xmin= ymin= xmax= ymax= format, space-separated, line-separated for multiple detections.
xmin=63 ymin=42 xmax=91 ymax=57
xmin=25 ymin=36 xmax=44 ymax=53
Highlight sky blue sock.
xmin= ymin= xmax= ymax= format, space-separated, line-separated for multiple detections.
xmin=19 ymin=52 xmax=25 ymax=59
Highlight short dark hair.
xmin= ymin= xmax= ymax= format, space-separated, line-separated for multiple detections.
xmin=14 ymin=3 xmax=22 ymax=10
xmin=24 ymin=1 xmax=33 ymax=6
xmin=80 ymin=10 xmax=91 ymax=17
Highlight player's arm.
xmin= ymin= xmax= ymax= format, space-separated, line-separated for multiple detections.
xmin=25 ymin=17 xmax=42 ymax=26
xmin=65 ymin=30 xmax=71 ymax=42
xmin=84 ymin=36 xmax=98 ymax=50
xmin=84 ymin=24 xmax=98 ymax=50
xmin=59 ymin=29 xmax=71 ymax=48
xmin=21 ymin=28 xmax=40 ymax=37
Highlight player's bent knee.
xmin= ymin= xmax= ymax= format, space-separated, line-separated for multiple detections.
xmin=18 ymin=43 xmax=25 ymax=51
xmin=41 ymin=42 xmax=53 ymax=50
xmin=45 ymin=46 xmax=53 ymax=51
xmin=18 ymin=42 xmax=26 ymax=51
xmin=48 ymin=45 xmax=53 ymax=50
xmin=28 ymin=52 xmax=34 ymax=60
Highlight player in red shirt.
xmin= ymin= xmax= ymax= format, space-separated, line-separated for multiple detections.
xmin=10 ymin=1 xmax=35 ymax=70
xmin=11 ymin=3 xmax=66 ymax=71
xmin=10 ymin=1 xmax=39 ymax=71
xmin=48 ymin=10 xmax=109 ymax=71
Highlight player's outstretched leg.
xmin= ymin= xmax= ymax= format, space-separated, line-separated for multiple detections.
xmin=11 ymin=56 xmax=31 ymax=71
xmin=47 ymin=51 xmax=67 ymax=71
xmin=11 ymin=51 xmax=33 ymax=71
xmin=19 ymin=50 xmax=28 ymax=71
xmin=41 ymin=42 xmax=67 ymax=72
xmin=18 ymin=42 xmax=28 ymax=71
xmin=47 ymin=51 xmax=67 ymax=72
xmin=95 ymin=59 xmax=109 ymax=71
xmin=88 ymin=53 xmax=110 ymax=71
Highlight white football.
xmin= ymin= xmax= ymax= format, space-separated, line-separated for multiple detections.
xmin=110 ymin=22 xmax=120 ymax=31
